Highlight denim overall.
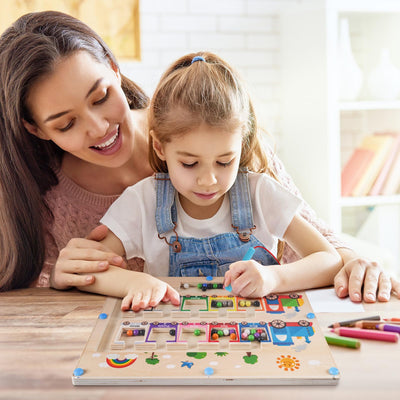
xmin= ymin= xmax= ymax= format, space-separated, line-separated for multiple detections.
xmin=155 ymin=171 xmax=279 ymax=277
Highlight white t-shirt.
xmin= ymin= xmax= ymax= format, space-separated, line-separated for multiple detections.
xmin=101 ymin=172 xmax=301 ymax=276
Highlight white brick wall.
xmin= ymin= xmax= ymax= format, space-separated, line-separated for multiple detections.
xmin=120 ymin=0 xmax=297 ymax=140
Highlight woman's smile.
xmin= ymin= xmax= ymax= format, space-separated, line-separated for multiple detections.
xmin=90 ymin=126 xmax=122 ymax=155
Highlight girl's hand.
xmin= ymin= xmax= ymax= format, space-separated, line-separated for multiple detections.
xmin=121 ymin=275 xmax=181 ymax=311
xmin=224 ymin=260 xmax=278 ymax=298
xmin=334 ymin=256 xmax=400 ymax=302
xmin=50 ymin=225 xmax=125 ymax=290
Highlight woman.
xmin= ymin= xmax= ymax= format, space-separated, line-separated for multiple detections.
xmin=0 ymin=11 xmax=397 ymax=302
xmin=0 ymin=10 xmax=150 ymax=292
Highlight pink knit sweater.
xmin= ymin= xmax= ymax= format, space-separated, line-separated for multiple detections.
xmin=36 ymin=151 xmax=347 ymax=287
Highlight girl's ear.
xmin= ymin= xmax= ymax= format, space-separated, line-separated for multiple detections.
xmin=151 ymin=131 xmax=166 ymax=160
xmin=22 ymin=119 xmax=49 ymax=140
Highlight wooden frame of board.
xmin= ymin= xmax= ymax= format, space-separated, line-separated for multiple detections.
xmin=72 ymin=277 xmax=340 ymax=386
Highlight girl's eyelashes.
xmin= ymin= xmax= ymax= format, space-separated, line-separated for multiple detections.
xmin=217 ymin=160 xmax=233 ymax=167
xmin=181 ymin=159 xmax=234 ymax=168
xmin=182 ymin=161 xmax=197 ymax=168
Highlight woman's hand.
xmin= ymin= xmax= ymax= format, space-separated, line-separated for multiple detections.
xmin=334 ymin=249 xmax=400 ymax=302
xmin=50 ymin=225 xmax=126 ymax=290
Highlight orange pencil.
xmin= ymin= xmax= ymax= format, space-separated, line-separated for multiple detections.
xmin=383 ymin=318 xmax=400 ymax=324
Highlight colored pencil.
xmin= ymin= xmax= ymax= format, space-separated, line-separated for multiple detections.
xmin=331 ymin=327 xmax=398 ymax=343
xmin=242 ymin=246 xmax=256 ymax=261
xmin=225 ymin=247 xmax=255 ymax=293
xmin=325 ymin=335 xmax=361 ymax=349
xmin=383 ymin=318 xmax=400 ymax=322
xmin=354 ymin=320 xmax=382 ymax=330
xmin=376 ymin=324 xmax=400 ymax=334
xmin=328 ymin=315 xmax=380 ymax=328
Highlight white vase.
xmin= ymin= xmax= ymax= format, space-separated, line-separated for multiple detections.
xmin=338 ymin=18 xmax=363 ymax=101
xmin=367 ymin=48 xmax=400 ymax=100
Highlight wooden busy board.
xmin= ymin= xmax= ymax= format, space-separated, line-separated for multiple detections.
xmin=72 ymin=277 xmax=340 ymax=385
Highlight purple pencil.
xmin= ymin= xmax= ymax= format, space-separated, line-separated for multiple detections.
xmin=376 ymin=324 xmax=400 ymax=334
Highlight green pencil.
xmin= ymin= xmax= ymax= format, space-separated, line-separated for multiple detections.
xmin=325 ymin=335 xmax=361 ymax=349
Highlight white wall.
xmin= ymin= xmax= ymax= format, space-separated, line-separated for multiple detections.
xmin=120 ymin=0 xmax=297 ymax=141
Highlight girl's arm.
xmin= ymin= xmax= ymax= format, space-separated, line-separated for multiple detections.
xmin=275 ymin=214 xmax=343 ymax=291
xmin=225 ymin=214 xmax=343 ymax=298
xmin=77 ymin=230 xmax=180 ymax=310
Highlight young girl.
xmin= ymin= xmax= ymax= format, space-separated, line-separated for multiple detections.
xmin=81 ymin=52 xmax=343 ymax=310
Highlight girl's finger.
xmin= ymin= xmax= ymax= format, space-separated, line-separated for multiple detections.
xmin=130 ymin=292 xmax=144 ymax=312
xmin=121 ymin=294 xmax=134 ymax=311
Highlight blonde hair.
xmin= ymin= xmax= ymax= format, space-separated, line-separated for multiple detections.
xmin=148 ymin=51 xmax=276 ymax=178
xmin=148 ymin=51 xmax=284 ymax=259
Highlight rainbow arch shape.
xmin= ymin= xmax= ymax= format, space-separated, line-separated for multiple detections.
xmin=106 ymin=355 xmax=137 ymax=368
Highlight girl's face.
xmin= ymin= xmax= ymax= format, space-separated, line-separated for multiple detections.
xmin=153 ymin=124 xmax=243 ymax=219
xmin=24 ymin=51 xmax=135 ymax=168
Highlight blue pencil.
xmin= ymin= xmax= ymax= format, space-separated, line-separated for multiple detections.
xmin=225 ymin=247 xmax=255 ymax=292
xmin=242 ymin=246 xmax=256 ymax=261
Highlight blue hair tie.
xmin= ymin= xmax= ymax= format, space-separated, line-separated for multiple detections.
xmin=191 ymin=56 xmax=205 ymax=64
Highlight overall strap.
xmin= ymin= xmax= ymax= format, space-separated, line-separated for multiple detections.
xmin=155 ymin=173 xmax=177 ymax=235
xmin=229 ymin=170 xmax=255 ymax=241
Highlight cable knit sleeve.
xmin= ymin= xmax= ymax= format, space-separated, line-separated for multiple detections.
xmin=34 ymin=169 xmax=144 ymax=288
xmin=267 ymin=146 xmax=350 ymax=263
xmin=34 ymin=228 xmax=58 ymax=288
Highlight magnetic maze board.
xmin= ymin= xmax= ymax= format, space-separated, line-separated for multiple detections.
xmin=72 ymin=277 xmax=340 ymax=385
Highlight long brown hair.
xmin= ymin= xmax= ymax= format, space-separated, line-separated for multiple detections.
xmin=147 ymin=51 xmax=284 ymax=258
xmin=0 ymin=11 xmax=149 ymax=291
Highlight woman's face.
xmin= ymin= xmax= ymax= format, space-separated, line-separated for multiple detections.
xmin=24 ymin=50 xmax=135 ymax=168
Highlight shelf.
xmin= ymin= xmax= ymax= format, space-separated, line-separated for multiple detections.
xmin=340 ymin=194 xmax=400 ymax=207
xmin=340 ymin=100 xmax=400 ymax=111
xmin=281 ymin=0 xmax=400 ymax=272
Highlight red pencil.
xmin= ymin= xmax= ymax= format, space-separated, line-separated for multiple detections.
xmin=331 ymin=327 xmax=398 ymax=343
